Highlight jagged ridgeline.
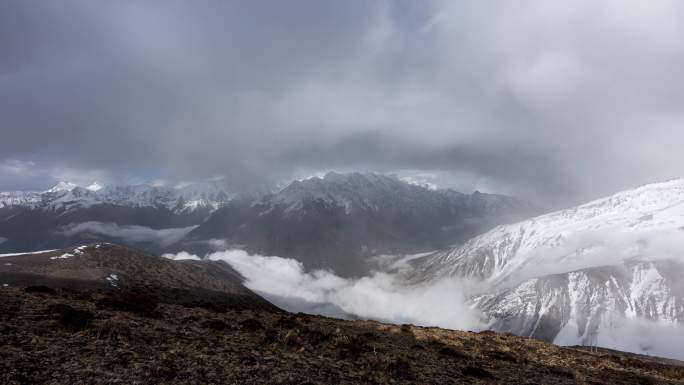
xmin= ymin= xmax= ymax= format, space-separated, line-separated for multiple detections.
xmin=183 ymin=172 xmax=537 ymax=276
xmin=1 ymin=173 xmax=537 ymax=276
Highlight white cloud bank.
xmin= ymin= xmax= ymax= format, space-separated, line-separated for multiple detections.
xmin=61 ymin=222 xmax=197 ymax=247
xmin=555 ymin=315 xmax=684 ymax=361
xmin=161 ymin=251 xmax=201 ymax=261
xmin=166 ymin=249 xmax=482 ymax=331
xmin=165 ymin=247 xmax=684 ymax=360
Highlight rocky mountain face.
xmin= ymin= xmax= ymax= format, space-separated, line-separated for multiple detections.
xmin=185 ymin=172 xmax=536 ymax=276
xmin=410 ymin=178 xmax=684 ymax=354
xmin=472 ymin=259 xmax=684 ymax=344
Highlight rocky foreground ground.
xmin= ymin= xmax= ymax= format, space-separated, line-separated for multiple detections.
xmin=2 ymin=286 xmax=684 ymax=385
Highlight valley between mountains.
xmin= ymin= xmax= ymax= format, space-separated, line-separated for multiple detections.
xmin=3 ymin=173 xmax=684 ymax=381
xmin=2 ymin=245 xmax=684 ymax=384
xmin=6 ymin=1 xmax=684 ymax=382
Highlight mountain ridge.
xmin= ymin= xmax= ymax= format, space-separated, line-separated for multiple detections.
xmin=0 ymin=180 xmax=234 ymax=213
xmin=185 ymin=172 xmax=537 ymax=276
xmin=1 ymin=172 xmax=536 ymax=276
xmin=411 ymin=177 xmax=684 ymax=285
xmin=409 ymin=178 xmax=684 ymax=356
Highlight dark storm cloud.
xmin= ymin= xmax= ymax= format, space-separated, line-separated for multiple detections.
xmin=278 ymin=131 xmax=566 ymax=200
xmin=1 ymin=0 xmax=684 ymax=204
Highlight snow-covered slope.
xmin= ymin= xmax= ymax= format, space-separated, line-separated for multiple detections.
xmin=411 ymin=178 xmax=684 ymax=351
xmin=0 ymin=191 xmax=43 ymax=209
xmin=0 ymin=181 xmax=233 ymax=213
xmin=47 ymin=181 xmax=78 ymax=193
xmin=413 ymin=178 xmax=684 ymax=287
xmin=472 ymin=259 xmax=684 ymax=344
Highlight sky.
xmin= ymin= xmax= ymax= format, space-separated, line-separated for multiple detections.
xmin=2 ymin=0 xmax=684 ymax=206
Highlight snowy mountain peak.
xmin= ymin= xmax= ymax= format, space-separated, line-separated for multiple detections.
xmin=271 ymin=172 xmax=401 ymax=213
xmin=284 ymin=173 xmax=529 ymax=220
xmin=46 ymin=181 xmax=77 ymax=193
xmin=86 ymin=182 xmax=103 ymax=192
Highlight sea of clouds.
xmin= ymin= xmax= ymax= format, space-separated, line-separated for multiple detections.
xmin=163 ymin=249 xmax=484 ymax=331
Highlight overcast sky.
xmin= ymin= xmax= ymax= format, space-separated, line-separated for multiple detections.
xmin=2 ymin=0 xmax=684 ymax=206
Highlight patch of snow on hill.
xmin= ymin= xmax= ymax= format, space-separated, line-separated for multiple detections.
xmin=50 ymin=253 xmax=73 ymax=260
xmin=0 ymin=249 xmax=59 ymax=258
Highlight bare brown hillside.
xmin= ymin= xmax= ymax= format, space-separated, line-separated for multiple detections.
xmin=2 ymin=286 xmax=684 ymax=385
xmin=0 ymin=243 xmax=279 ymax=312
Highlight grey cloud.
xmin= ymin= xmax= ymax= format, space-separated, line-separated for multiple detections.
xmin=554 ymin=316 xmax=684 ymax=361
xmin=2 ymin=1 xmax=684 ymax=205
xmin=61 ymin=221 xmax=197 ymax=247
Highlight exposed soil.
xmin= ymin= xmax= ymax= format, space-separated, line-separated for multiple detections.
xmin=2 ymin=286 xmax=684 ymax=385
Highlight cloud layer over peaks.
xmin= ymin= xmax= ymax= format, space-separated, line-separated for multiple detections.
xmin=3 ymin=1 xmax=684 ymax=205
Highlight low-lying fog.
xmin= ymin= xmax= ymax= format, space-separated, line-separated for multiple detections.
xmin=163 ymin=249 xmax=684 ymax=361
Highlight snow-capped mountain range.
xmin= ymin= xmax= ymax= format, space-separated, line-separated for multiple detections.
xmin=0 ymin=180 xmax=234 ymax=254
xmin=0 ymin=172 xmax=535 ymax=268
xmin=0 ymin=180 xmax=233 ymax=213
xmin=266 ymin=172 xmax=528 ymax=217
xmin=410 ymin=178 xmax=684 ymax=355
xmin=185 ymin=172 xmax=538 ymax=276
